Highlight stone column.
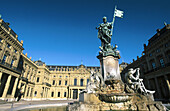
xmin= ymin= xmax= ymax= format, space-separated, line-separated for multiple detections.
xmin=45 ymin=88 xmax=47 ymax=98
xmin=70 ymin=89 xmax=73 ymax=99
xmin=2 ymin=75 xmax=12 ymax=98
xmin=24 ymin=66 xmax=29 ymax=78
xmin=47 ymin=88 xmax=48 ymax=98
xmin=28 ymin=86 xmax=31 ymax=98
xmin=154 ymin=77 xmax=162 ymax=99
xmin=164 ymin=75 xmax=170 ymax=96
xmin=11 ymin=77 xmax=19 ymax=97
xmin=17 ymin=80 xmax=22 ymax=89
xmin=0 ymin=72 xmax=2 ymax=88
xmin=0 ymin=71 xmax=3 ymax=80
xmin=24 ymin=86 xmax=28 ymax=98
xmin=77 ymin=89 xmax=80 ymax=99
xmin=42 ymin=87 xmax=45 ymax=98
xmin=22 ymin=84 xmax=26 ymax=98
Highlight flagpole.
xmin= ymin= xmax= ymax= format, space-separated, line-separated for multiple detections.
xmin=110 ymin=5 xmax=117 ymax=36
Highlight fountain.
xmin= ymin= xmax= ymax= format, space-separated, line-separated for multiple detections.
xmin=68 ymin=8 xmax=166 ymax=110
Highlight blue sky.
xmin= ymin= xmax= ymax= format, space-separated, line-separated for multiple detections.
xmin=0 ymin=0 xmax=170 ymax=66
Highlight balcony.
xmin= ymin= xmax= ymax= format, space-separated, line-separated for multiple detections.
xmin=0 ymin=59 xmax=21 ymax=73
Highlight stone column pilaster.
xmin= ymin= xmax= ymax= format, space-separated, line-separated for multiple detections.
xmin=2 ymin=75 xmax=12 ymax=98
xmin=11 ymin=77 xmax=19 ymax=97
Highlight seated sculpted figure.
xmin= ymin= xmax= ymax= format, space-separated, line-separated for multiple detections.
xmin=82 ymin=71 xmax=104 ymax=93
xmin=125 ymin=68 xmax=155 ymax=95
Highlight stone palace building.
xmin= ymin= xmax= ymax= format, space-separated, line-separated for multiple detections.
xmin=121 ymin=24 xmax=170 ymax=102
xmin=0 ymin=18 xmax=127 ymax=101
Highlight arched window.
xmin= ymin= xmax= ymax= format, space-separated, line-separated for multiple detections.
xmin=65 ymin=80 xmax=67 ymax=85
xmin=80 ymin=79 xmax=83 ymax=86
xmin=74 ymin=78 xmax=77 ymax=86
xmin=37 ymin=77 xmax=39 ymax=82
xmin=34 ymin=91 xmax=37 ymax=97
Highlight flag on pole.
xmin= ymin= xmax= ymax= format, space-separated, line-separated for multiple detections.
xmin=115 ymin=9 xmax=124 ymax=18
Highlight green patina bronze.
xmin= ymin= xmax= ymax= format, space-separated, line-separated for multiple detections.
xmin=96 ymin=16 xmax=120 ymax=58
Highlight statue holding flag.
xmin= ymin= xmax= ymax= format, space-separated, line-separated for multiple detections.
xmin=96 ymin=6 xmax=124 ymax=57
xmin=96 ymin=16 xmax=112 ymax=52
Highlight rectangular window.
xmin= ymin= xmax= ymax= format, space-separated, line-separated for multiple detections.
xmin=10 ymin=59 xmax=14 ymax=67
xmin=80 ymin=79 xmax=83 ymax=86
xmin=34 ymin=91 xmax=37 ymax=97
xmin=51 ymin=92 xmax=54 ymax=97
xmin=152 ymin=62 xmax=156 ymax=69
xmin=53 ymin=80 xmax=55 ymax=85
xmin=74 ymin=79 xmax=77 ymax=86
xmin=58 ymin=92 xmax=60 ymax=97
xmin=160 ymin=58 xmax=165 ymax=67
xmin=2 ymin=55 xmax=7 ymax=64
xmin=64 ymin=92 xmax=67 ymax=97
xmin=59 ymin=80 xmax=61 ymax=85
xmin=37 ymin=77 xmax=39 ymax=82
xmin=65 ymin=80 xmax=67 ymax=85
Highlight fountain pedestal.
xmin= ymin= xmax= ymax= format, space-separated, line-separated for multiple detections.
xmin=97 ymin=55 xmax=121 ymax=81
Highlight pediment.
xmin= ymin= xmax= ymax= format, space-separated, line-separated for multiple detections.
xmin=74 ymin=66 xmax=90 ymax=74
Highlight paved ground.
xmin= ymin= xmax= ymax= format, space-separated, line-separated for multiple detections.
xmin=0 ymin=100 xmax=77 ymax=111
xmin=0 ymin=100 xmax=169 ymax=111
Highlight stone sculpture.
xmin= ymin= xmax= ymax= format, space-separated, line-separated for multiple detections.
xmin=125 ymin=68 xmax=155 ymax=95
xmin=82 ymin=71 xmax=105 ymax=93
xmin=68 ymin=15 xmax=166 ymax=111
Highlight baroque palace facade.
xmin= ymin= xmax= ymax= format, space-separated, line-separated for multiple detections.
xmin=121 ymin=24 xmax=170 ymax=102
xmin=0 ymin=18 xmax=126 ymax=101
